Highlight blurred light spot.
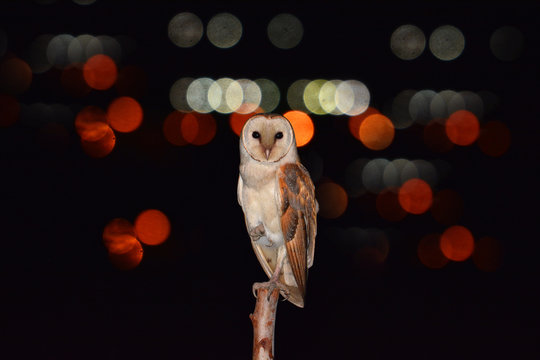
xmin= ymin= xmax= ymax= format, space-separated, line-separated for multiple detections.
xmin=116 ymin=65 xmax=148 ymax=99
xmin=83 ymin=54 xmax=117 ymax=90
xmin=445 ymin=110 xmax=479 ymax=146
xmin=103 ymin=218 xmax=137 ymax=255
xmin=109 ymin=240 xmax=143 ymax=270
xmin=181 ymin=113 xmax=217 ymax=145
xmin=168 ymin=12 xmax=203 ymax=48
xmin=388 ymin=89 xmax=415 ymax=129
xmin=431 ymin=189 xmax=463 ymax=225
xmin=255 ymin=78 xmax=280 ymax=113
xmin=283 ymin=110 xmax=314 ymax=147
xmin=359 ymin=114 xmax=394 ymax=150
xmin=187 ymin=77 xmax=215 ymax=113
xmin=362 ymin=158 xmax=390 ymax=194
xmin=336 ymin=80 xmax=370 ymax=116
xmin=424 ymin=118 xmax=454 ymax=152
xmin=490 ymin=26 xmax=523 ymax=61
xmin=346 ymin=227 xmax=390 ymax=266
xmin=440 ymin=225 xmax=474 ymax=261
xmin=0 ymin=57 xmax=32 ymax=95
xmin=430 ymin=89 xmax=459 ymax=119
xmin=376 ymin=187 xmax=407 ymax=221
xmin=86 ymin=35 xmax=122 ymax=64
xmin=61 ymin=63 xmax=91 ymax=97
xmin=67 ymin=34 xmax=95 ymax=64
xmin=47 ymin=34 xmax=75 ymax=68
xmin=477 ymin=120 xmax=511 ymax=157
xmin=398 ymin=178 xmax=432 ymax=214
xmin=390 ymin=24 xmax=426 ymax=60
xmin=319 ymin=80 xmax=340 ymax=115
xmin=226 ymin=79 xmax=262 ymax=114
xmin=408 ymin=159 xmax=438 ymax=187
xmin=229 ymin=109 xmax=263 ymax=136
xmin=287 ymin=79 xmax=310 ymax=112
xmin=0 ymin=29 xmax=7 ymax=58
xmin=348 ymin=107 xmax=379 ymax=141
xmin=0 ymin=95 xmax=21 ymax=127
xmin=316 ymin=182 xmax=348 ymax=219
xmin=429 ymin=25 xmax=465 ymax=61
xmin=25 ymin=34 xmax=54 ymax=74
xmin=303 ymin=79 xmax=326 ymax=115
xmin=473 ymin=236 xmax=502 ymax=272
xmin=207 ymin=13 xmax=242 ymax=48
xmin=409 ymin=89 xmax=436 ymax=125
xmin=208 ymin=77 xmax=235 ymax=113
xmin=107 ymin=96 xmax=143 ymax=133
xmin=75 ymin=105 xmax=108 ymax=141
xmin=417 ymin=233 xmax=449 ymax=269
xmin=382 ymin=158 xmax=412 ymax=188
xmin=344 ymin=158 xmax=369 ymax=197
xmin=73 ymin=0 xmax=97 ymax=4
xmin=450 ymin=91 xmax=483 ymax=119
xmin=81 ymin=125 xmax=116 ymax=158
xmin=170 ymin=77 xmax=194 ymax=112
xmin=135 ymin=209 xmax=171 ymax=246
xmin=163 ymin=111 xmax=188 ymax=146
xmin=267 ymin=13 xmax=303 ymax=49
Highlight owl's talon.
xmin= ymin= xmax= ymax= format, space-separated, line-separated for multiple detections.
xmin=252 ymin=280 xmax=289 ymax=301
xmin=248 ymin=223 xmax=266 ymax=241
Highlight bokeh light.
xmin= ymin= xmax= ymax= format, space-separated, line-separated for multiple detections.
xmin=163 ymin=111 xmax=189 ymax=146
xmin=170 ymin=77 xmax=194 ymax=112
xmin=430 ymin=89 xmax=459 ymax=119
xmin=75 ymin=105 xmax=109 ymax=141
xmin=47 ymin=33 xmax=75 ymax=68
xmin=388 ymin=89 xmax=415 ymax=129
xmin=316 ymin=182 xmax=348 ymax=219
xmin=207 ymin=13 xmax=242 ymax=48
xmin=429 ymin=25 xmax=465 ymax=61
xmin=0 ymin=57 xmax=33 ymax=94
xmin=255 ymin=78 xmax=280 ymax=113
xmin=80 ymin=126 xmax=116 ymax=158
xmin=226 ymin=79 xmax=262 ymax=114
xmin=336 ymin=80 xmax=370 ymax=116
xmin=267 ymin=13 xmax=303 ymax=49
xmin=473 ymin=236 xmax=502 ymax=272
xmin=180 ymin=113 xmax=217 ymax=145
xmin=348 ymin=107 xmax=379 ymax=141
xmin=445 ymin=110 xmax=480 ymax=146
xmin=383 ymin=158 xmax=413 ymax=188
xmin=168 ymin=12 xmax=204 ymax=48
xmin=318 ymin=80 xmax=340 ymax=115
xmin=287 ymin=79 xmax=310 ymax=112
xmin=229 ymin=108 xmax=263 ymax=136
xmin=477 ymin=120 xmax=511 ymax=157
xmin=83 ymin=54 xmax=117 ymax=90
xmin=417 ymin=233 xmax=449 ymax=269
xmin=283 ymin=110 xmax=314 ymax=147
xmin=67 ymin=34 xmax=95 ymax=64
xmin=107 ymin=96 xmax=143 ymax=133
xmin=490 ymin=26 xmax=523 ymax=61
xmin=440 ymin=225 xmax=474 ymax=262
xmin=362 ymin=158 xmax=390 ymax=194
xmin=86 ymin=35 xmax=122 ymax=64
xmin=103 ymin=218 xmax=138 ymax=255
xmin=25 ymin=34 xmax=54 ymax=74
xmin=61 ymin=63 xmax=91 ymax=97
xmin=303 ymin=79 xmax=326 ymax=115
xmin=359 ymin=114 xmax=395 ymax=150
xmin=135 ymin=209 xmax=171 ymax=246
xmin=390 ymin=24 xmax=426 ymax=60
xmin=431 ymin=189 xmax=463 ymax=225
xmin=186 ymin=77 xmax=215 ymax=113
xmin=0 ymin=95 xmax=21 ymax=127
xmin=424 ymin=118 xmax=454 ymax=152
xmin=109 ymin=240 xmax=143 ymax=270
xmin=208 ymin=77 xmax=235 ymax=113
xmin=398 ymin=178 xmax=433 ymax=215
xmin=376 ymin=188 xmax=407 ymax=221
xmin=409 ymin=89 xmax=436 ymax=125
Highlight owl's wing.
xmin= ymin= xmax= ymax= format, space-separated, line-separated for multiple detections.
xmin=278 ymin=162 xmax=318 ymax=301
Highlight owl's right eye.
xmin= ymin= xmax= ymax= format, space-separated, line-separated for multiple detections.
xmin=252 ymin=131 xmax=260 ymax=139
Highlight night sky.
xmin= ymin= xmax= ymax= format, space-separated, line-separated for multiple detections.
xmin=1 ymin=1 xmax=539 ymax=359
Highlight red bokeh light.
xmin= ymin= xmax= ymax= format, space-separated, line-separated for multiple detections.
xmin=316 ymin=182 xmax=348 ymax=219
xmin=83 ymin=54 xmax=117 ymax=90
xmin=107 ymin=96 xmax=143 ymax=133
xmin=283 ymin=110 xmax=314 ymax=147
xmin=135 ymin=209 xmax=171 ymax=246
xmin=163 ymin=111 xmax=189 ymax=146
xmin=181 ymin=113 xmax=217 ymax=145
xmin=417 ymin=233 xmax=449 ymax=269
xmin=75 ymin=105 xmax=109 ymax=141
xmin=359 ymin=114 xmax=395 ymax=150
xmin=398 ymin=178 xmax=433 ymax=215
xmin=81 ymin=126 xmax=116 ymax=158
xmin=376 ymin=188 xmax=407 ymax=221
xmin=440 ymin=225 xmax=475 ymax=262
xmin=445 ymin=110 xmax=480 ymax=146
xmin=348 ymin=107 xmax=380 ymax=141
xmin=109 ymin=240 xmax=143 ymax=270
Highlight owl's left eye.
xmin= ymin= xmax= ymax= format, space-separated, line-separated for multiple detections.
xmin=275 ymin=132 xmax=283 ymax=139
xmin=252 ymin=131 xmax=260 ymax=139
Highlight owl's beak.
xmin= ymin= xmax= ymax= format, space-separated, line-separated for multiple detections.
xmin=265 ymin=148 xmax=271 ymax=160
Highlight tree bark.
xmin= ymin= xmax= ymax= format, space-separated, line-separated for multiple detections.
xmin=250 ymin=286 xmax=280 ymax=360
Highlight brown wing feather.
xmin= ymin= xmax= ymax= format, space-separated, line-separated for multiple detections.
xmin=278 ymin=162 xmax=317 ymax=305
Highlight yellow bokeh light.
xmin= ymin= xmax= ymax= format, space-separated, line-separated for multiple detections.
xmin=303 ymin=79 xmax=327 ymax=115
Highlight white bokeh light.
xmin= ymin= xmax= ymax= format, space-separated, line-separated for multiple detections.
xmin=207 ymin=13 xmax=242 ymax=48
xmin=168 ymin=12 xmax=204 ymax=48
xmin=267 ymin=13 xmax=303 ymax=49
xmin=187 ymin=77 xmax=215 ymax=113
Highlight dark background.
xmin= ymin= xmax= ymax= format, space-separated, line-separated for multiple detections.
xmin=1 ymin=1 xmax=539 ymax=359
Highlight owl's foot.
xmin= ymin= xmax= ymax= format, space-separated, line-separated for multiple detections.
xmin=252 ymin=279 xmax=290 ymax=301
xmin=248 ymin=223 xmax=266 ymax=242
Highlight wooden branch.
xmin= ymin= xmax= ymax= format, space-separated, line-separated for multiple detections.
xmin=250 ymin=286 xmax=280 ymax=360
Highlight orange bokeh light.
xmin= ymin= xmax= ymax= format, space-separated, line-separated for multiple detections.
xmin=109 ymin=240 xmax=143 ymax=270
xmin=181 ymin=113 xmax=217 ymax=145
xmin=81 ymin=126 xmax=116 ymax=158
xmin=472 ymin=236 xmax=502 ymax=272
xmin=83 ymin=54 xmax=117 ymax=90
xmin=348 ymin=107 xmax=380 ymax=141
xmin=477 ymin=120 xmax=511 ymax=157
xmin=316 ymin=182 xmax=348 ymax=219
xmin=445 ymin=110 xmax=480 ymax=146
xmin=103 ymin=218 xmax=138 ymax=255
xmin=229 ymin=107 xmax=263 ymax=136
xmin=163 ymin=111 xmax=189 ymax=146
xmin=61 ymin=63 xmax=91 ymax=98
xmin=135 ymin=209 xmax=171 ymax=245
xmin=424 ymin=119 xmax=454 ymax=152
xmin=431 ymin=189 xmax=463 ymax=225
xmin=359 ymin=114 xmax=395 ymax=150
xmin=75 ymin=105 xmax=109 ymax=141
xmin=0 ymin=94 xmax=20 ymax=127
xmin=417 ymin=233 xmax=449 ymax=269
xmin=398 ymin=178 xmax=433 ymax=214
xmin=440 ymin=225 xmax=475 ymax=262
xmin=376 ymin=187 xmax=407 ymax=221
xmin=283 ymin=110 xmax=314 ymax=147
xmin=107 ymin=96 xmax=143 ymax=133
xmin=0 ymin=57 xmax=32 ymax=94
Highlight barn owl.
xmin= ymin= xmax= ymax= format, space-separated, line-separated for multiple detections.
xmin=238 ymin=113 xmax=318 ymax=308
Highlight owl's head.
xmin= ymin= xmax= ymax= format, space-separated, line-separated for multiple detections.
xmin=240 ymin=114 xmax=297 ymax=163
